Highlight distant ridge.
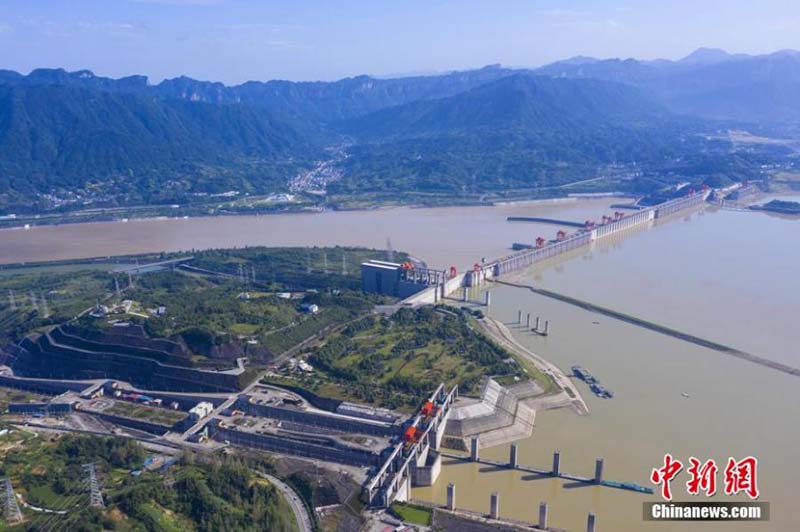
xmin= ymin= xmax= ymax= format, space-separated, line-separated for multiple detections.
xmin=0 ymin=50 xmax=796 ymax=214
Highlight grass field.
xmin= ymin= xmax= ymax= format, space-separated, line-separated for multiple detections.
xmin=105 ymin=401 xmax=187 ymax=426
xmin=390 ymin=502 xmax=433 ymax=526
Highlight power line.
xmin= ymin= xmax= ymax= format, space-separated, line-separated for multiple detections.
xmin=2 ymin=478 xmax=23 ymax=523
xmin=83 ymin=464 xmax=104 ymax=509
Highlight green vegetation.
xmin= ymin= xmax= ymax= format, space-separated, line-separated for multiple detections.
xmin=389 ymin=502 xmax=433 ymax=526
xmin=1 ymin=66 xmax=787 ymax=216
xmin=1 ymin=247 xmax=398 ymax=366
xmin=0 ymin=266 xmax=113 ymax=343
xmin=754 ymin=199 xmax=800 ymax=214
xmin=119 ymin=247 xmax=394 ymax=361
xmin=104 ymin=402 xmax=187 ymax=426
xmin=0 ymin=388 xmax=48 ymax=412
xmin=273 ymin=306 xmax=533 ymax=410
xmin=0 ymin=434 xmax=298 ymax=532
xmin=0 ymin=82 xmax=318 ymax=213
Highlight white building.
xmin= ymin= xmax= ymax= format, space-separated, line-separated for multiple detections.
xmin=189 ymin=401 xmax=214 ymax=419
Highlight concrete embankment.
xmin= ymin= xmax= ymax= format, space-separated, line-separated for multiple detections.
xmin=444 ymin=314 xmax=589 ymax=448
xmin=477 ymin=316 xmax=588 ymax=415
xmin=493 ymin=279 xmax=800 ymax=379
xmin=446 ymin=379 xmax=538 ymax=449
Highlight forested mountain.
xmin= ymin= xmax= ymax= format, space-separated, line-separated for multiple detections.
xmin=341 ymin=75 xmax=670 ymax=138
xmin=331 ymin=75 xmax=710 ymax=195
xmin=0 ymin=65 xmax=517 ymax=123
xmin=0 ymin=83 xmax=316 ymax=208
xmin=536 ymin=48 xmax=800 ymax=126
xmin=0 ymin=51 xmax=795 ymax=214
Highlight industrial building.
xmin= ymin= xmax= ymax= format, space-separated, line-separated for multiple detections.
xmin=361 ymin=260 xmax=444 ymax=298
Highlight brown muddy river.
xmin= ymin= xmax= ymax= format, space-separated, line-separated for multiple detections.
xmin=1 ymin=196 xmax=798 ymax=531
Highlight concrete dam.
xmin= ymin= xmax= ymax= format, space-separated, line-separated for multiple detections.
xmin=490 ymin=192 xmax=703 ymax=278
xmin=368 ymin=190 xmax=710 ymax=307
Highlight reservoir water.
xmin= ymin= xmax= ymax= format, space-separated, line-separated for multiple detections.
xmin=1 ymin=197 xmax=798 ymax=531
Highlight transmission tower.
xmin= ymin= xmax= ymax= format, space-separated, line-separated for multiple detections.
xmin=341 ymin=254 xmax=347 ymax=275
xmin=114 ymin=277 xmax=121 ymax=297
xmin=386 ymin=237 xmax=394 ymax=262
xmin=7 ymin=290 xmax=16 ymax=311
xmin=323 ymin=252 xmax=328 ymax=273
xmin=28 ymin=291 xmax=39 ymax=313
xmin=2 ymin=478 xmax=23 ymax=523
xmin=40 ymin=293 xmax=50 ymax=319
xmin=83 ymin=464 xmax=104 ymax=509
xmin=251 ymin=265 xmax=256 ymax=284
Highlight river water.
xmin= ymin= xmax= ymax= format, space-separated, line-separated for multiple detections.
xmin=1 ymin=197 xmax=798 ymax=531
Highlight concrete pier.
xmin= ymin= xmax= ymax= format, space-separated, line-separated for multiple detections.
xmin=509 ymin=444 xmax=518 ymax=468
xmin=535 ymin=316 xmax=541 ymax=331
xmin=526 ymin=313 xmax=531 ymax=328
xmin=587 ymin=512 xmax=596 ymax=532
xmin=446 ymin=483 xmax=456 ymax=511
xmin=462 ymin=287 xmax=468 ymax=302
xmin=489 ymin=492 xmax=500 ymax=519
xmin=543 ymin=320 xmax=550 ymax=336
xmin=470 ymin=438 xmax=480 ymax=462
xmin=439 ymin=450 xmax=654 ymax=496
xmin=517 ymin=310 xmax=522 ymax=324
xmin=552 ymin=451 xmax=561 ymax=476
xmin=485 ymin=291 xmax=491 ymax=307
xmin=538 ymin=502 xmax=549 ymax=530
xmin=594 ymin=458 xmax=604 ymax=483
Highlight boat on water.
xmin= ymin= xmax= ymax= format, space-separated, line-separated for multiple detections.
xmin=590 ymin=382 xmax=614 ymax=398
xmin=571 ymin=365 xmax=597 ymax=384
xmin=573 ymin=364 xmax=614 ymax=398
xmin=601 ymin=480 xmax=654 ymax=494
xmin=681 ymin=392 xmax=691 ymax=398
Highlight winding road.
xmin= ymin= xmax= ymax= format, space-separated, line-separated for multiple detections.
xmin=261 ymin=473 xmax=314 ymax=532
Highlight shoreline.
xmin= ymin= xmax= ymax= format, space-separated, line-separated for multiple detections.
xmin=477 ymin=315 xmax=588 ymax=415
xmin=0 ymin=191 xmax=631 ymax=232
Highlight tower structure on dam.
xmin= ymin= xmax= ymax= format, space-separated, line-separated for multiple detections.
xmin=391 ymin=189 xmax=712 ymax=306
xmin=489 ymin=190 xmax=710 ymax=279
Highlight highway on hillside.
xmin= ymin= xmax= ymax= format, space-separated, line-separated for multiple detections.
xmin=260 ymin=473 xmax=314 ymax=532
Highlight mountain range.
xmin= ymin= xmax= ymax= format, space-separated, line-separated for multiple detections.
xmin=537 ymin=48 xmax=800 ymax=124
xmin=0 ymin=48 xmax=797 ymax=213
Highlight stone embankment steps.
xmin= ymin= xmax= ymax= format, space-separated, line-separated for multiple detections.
xmin=446 ymin=379 xmax=542 ymax=449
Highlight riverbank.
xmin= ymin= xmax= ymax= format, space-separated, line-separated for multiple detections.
xmin=477 ymin=315 xmax=588 ymax=415
xmin=0 ymin=186 xmax=638 ymax=231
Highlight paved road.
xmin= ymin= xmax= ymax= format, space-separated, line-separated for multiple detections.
xmin=261 ymin=473 xmax=314 ymax=532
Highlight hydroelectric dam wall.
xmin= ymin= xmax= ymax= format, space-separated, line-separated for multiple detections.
xmin=398 ymin=191 xmax=708 ymax=305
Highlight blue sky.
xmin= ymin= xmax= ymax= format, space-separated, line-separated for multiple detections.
xmin=1 ymin=0 xmax=798 ymax=84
